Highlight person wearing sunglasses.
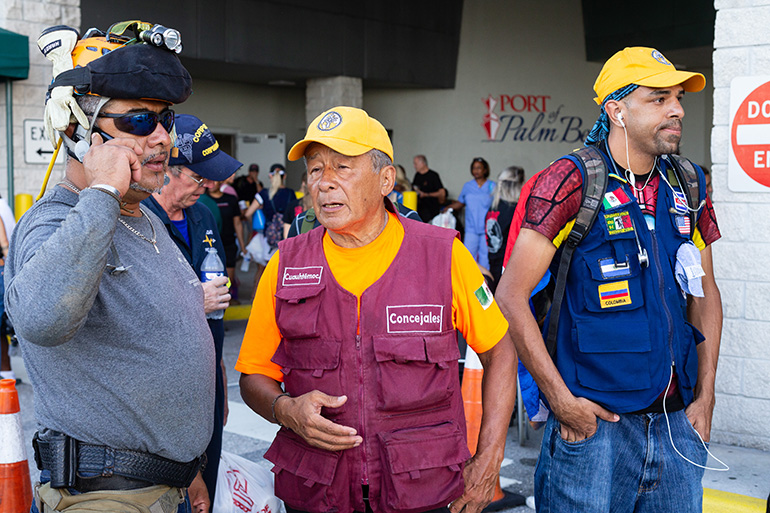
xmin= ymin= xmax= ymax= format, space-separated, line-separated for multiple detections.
xmin=6 ymin=23 xmax=214 ymax=513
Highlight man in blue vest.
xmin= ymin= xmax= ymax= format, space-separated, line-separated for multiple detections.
xmin=143 ymin=113 xmax=242 ymax=506
xmin=498 ymin=47 xmax=723 ymax=512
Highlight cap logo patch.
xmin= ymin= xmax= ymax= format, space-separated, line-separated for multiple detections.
xmin=202 ymin=140 xmax=219 ymax=157
xmin=176 ymin=133 xmax=195 ymax=163
xmin=651 ymin=50 xmax=671 ymax=66
xmin=318 ymin=111 xmax=342 ymax=131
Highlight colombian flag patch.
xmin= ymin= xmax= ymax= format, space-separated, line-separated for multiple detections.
xmin=598 ymin=281 xmax=632 ymax=308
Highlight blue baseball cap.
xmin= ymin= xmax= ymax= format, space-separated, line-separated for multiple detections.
xmin=169 ymin=114 xmax=242 ymax=180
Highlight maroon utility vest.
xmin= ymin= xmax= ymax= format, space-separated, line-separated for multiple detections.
xmin=264 ymin=212 xmax=471 ymax=513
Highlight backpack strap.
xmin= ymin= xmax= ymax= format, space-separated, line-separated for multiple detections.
xmin=300 ymin=208 xmax=318 ymax=234
xmin=664 ymin=154 xmax=702 ymax=238
xmin=544 ymin=146 xmax=609 ymax=360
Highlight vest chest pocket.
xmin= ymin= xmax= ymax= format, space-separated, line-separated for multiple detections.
xmin=580 ymin=248 xmax=645 ymax=314
xmin=265 ymin=428 xmax=343 ymax=512
xmin=372 ymin=332 xmax=460 ymax=413
xmin=272 ymin=338 xmax=345 ymax=416
xmin=377 ymin=421 xmax=469 ymax=511
xmin=275 ymin=286 xmax=324 ymax=339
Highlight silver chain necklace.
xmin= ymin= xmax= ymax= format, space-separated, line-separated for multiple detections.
xmin=118 ymin=208 xmax=159 ymax=254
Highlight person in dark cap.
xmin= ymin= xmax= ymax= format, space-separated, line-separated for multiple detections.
xmin=235 ymin=163 xmax=261 ymax=203
xmin=6 ymin=22 xmax=213 ymax=513
xmin=143 ymin=113 xmax=243 ymax=507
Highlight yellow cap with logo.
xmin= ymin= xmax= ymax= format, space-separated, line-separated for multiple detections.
xmin=593 ymin=47 xmax=706 ymax=105
xmin=288 ymin=106 xmax=394 ymax=162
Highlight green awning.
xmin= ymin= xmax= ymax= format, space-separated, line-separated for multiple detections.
xmin=0 ymin=28 xmax=29 ymax=80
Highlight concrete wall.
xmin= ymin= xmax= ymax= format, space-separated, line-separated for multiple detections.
xmin=364 ymin=0 xmax=713 ymax=199
xmin=178 ymin=79 xmax=306 ymax=183
xmin=710 ymin=0 xmax=770 ymax=451
xmin=0 ymin=0 xmax=80 ymax=203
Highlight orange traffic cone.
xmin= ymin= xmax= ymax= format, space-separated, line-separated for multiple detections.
xmin=461 ymin=348 xmax=525 ymax=512
xmin=0 ymin=379 xmax=32 ymax=513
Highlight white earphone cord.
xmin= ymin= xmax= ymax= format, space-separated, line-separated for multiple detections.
xmin=658 ymin=171 xmax=707 ymax=213
xmin=663 ymin=366 xmax=729 ymax=471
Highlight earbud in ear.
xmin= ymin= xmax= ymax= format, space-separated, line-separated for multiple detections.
xmin=617 ymin=112 xmax=625 ymax=128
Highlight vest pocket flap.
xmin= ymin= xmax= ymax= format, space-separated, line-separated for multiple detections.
xmin=275 ymin=285 xmax=325 ymax=304
xmin=373 ymin=333 xmax=460 ymax=364
xmin=265 ymin=429 xmax=340 ymax=487
xmin=373 ymin=336 xmax=428 ymax=363
xmin=576 ymin=320 xmax=651 ymax=353
xmin=425 ymin=333 xmax=461 ymax=364
xmin=582 ymin=250 xmax=641 ymax=282
xmin=272 ymin=338 xmax=341 ymax=370
xmin=379 ymin=422 xmax=470 ymax=475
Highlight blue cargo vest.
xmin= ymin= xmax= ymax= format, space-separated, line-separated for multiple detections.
xmin=264 ymin=211 xmax=470 ymax=513
xmin=547 ymin=149 xmax=707 ymax=413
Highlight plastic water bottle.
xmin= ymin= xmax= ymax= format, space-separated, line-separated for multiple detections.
xmin=239 ymin=252 xmax=251 ymax=273
xmin=201 ymin=246 xmax=226 ymax=320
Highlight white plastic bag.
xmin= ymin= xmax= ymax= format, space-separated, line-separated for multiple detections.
xmin=431 ymin=208 xmax=457 ymax=230
xmin=214 ymin=451 xmax=283 ymax=513
xmin=246 ymin=233 xmax=271 ymax=266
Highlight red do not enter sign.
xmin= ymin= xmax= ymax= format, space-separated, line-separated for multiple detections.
xmin=731 ymin=80 xmax=770 ymax=188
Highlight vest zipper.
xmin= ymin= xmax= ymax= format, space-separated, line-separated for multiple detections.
xmin=356 ymin=333 xmax=368 ymax=486
xmin=649 ymin=232 xmax=675 ymax=363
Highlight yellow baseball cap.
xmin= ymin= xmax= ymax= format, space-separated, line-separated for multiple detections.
xmin=593 ymin=47 xmax=705 ymax=105
xmin=288 ymin=106 xmax=394 ymax=162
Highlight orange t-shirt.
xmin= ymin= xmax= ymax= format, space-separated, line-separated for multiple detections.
xmin=235 ymin=212 xmax=509 ymax=381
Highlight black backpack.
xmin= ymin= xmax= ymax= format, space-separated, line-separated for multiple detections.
xmin=543 ymin=147 xmax=703 ymax=359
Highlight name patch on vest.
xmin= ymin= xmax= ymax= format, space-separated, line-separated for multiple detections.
xmin=387 ymin=305 xmax=444 ymax=333
xmin=282 ymin=266 xmax=324 ymax=286
xmin=598 ymin=281 xmax=631 ymax=308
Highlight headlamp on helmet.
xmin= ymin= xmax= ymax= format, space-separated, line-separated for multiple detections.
xmin=107 ymin=20 xmax=183 ymax=54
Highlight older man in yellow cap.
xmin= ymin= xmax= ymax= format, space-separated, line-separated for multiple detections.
xmin=497 ymin=47 xmax=722 ymax=511
xmin=236 ymin=106 xmax=516 ymax=513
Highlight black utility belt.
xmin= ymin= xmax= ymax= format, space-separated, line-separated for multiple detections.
xmin=33 ymin=430 xmax=204 ymax=490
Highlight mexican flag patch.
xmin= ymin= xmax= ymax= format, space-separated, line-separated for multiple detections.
xmin=474 ymin=281 xmax=494 ymax=310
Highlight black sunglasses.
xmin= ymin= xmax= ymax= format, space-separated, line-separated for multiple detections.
xmin=98 ymin=109 xmax=175 ymax=136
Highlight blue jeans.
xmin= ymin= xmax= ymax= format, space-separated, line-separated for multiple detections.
xmin=535 ymin=409 xmax=707 ymax=513
xmin=463 ymin=231 xmax=489 ymax=269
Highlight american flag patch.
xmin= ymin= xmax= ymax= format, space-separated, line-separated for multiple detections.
xmin=675 ymin=215 xmax=691 ymax=235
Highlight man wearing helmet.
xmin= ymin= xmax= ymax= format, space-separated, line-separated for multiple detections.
xmin=5 ymin=23 xmax=214 ymax=513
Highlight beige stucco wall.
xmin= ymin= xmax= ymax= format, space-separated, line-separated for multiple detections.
xmin=363 ymin=0 xmax=713 ymax=199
